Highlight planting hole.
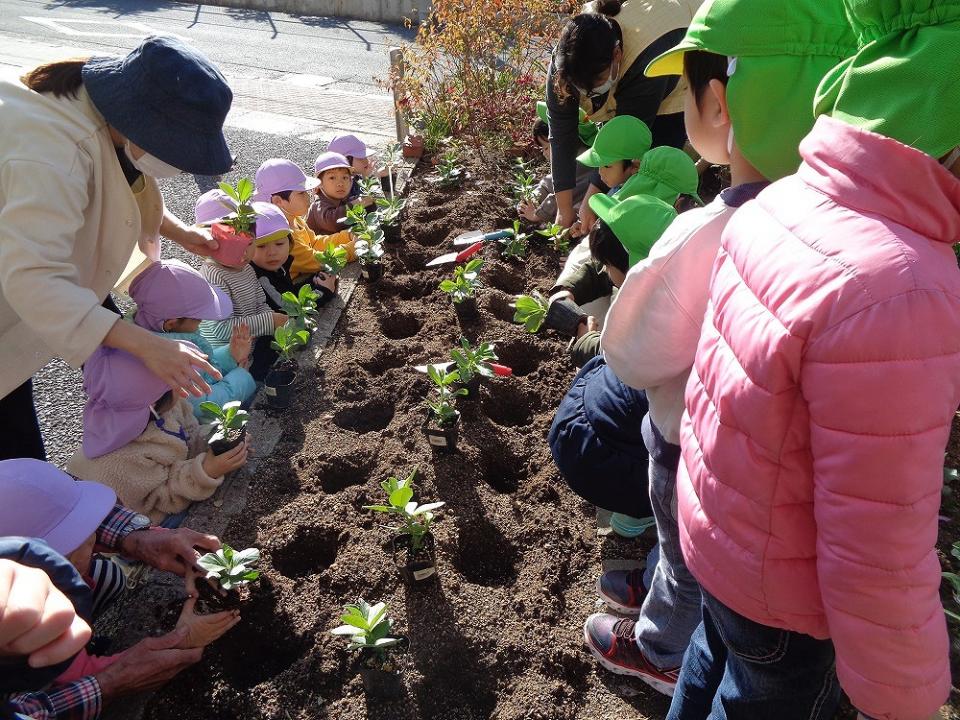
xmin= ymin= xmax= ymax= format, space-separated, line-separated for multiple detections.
xmin=453 ymin=519 xmax=519 ymax=587
xmin=271 ymin=525 xmax=338 ymax=579
xmin=332 ymin=397 xmax=394 ymax=433
xmin=482 ymin=386 xmax=533 ymax=428
xmin=485 ymin=291 xmax=516 ymax=323
xmin=358 ymin=349 xmax=408 ymax=374
xmin=379 ymin=312 xmax=421 ymax=340
xmin=482 ymin=455 xmax=526 ymax=494
xmin=315 ymin=452 xmax=373 ymax=493
xmin=487 ymin=264 xmax=525 ymax=295
xmin=374 ymin=275 xmax=436 ymax=301
xmin=494 ymin=337 xmax=550 ymax=377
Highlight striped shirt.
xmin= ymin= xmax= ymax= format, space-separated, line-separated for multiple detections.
xmin=199 ymin=261 xmax=276 ymax=346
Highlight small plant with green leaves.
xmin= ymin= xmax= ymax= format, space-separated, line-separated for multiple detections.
xmin=511 ymin=157 xmax=538 ymax=204
xmin=198 ymin=400 xmax=249 ymax=454
xmin=364 ymin=468 xmax=444 ymax=553
xmin=281 ymin=283 xmax=320 ymax=333
xmin=342 ymin=203 xmax=371 ymax=233
xmin=449 ymin=337 xmax=498 ymax=385
xmin=439 ymin=257 xmax=483 ymax=304
xmin=215 ymin=178 xmax=257 ymax=235
xmin=426 ymin=365 xmax=467 ymax=427
xmin=380 ymin=142 xmax=403 ymax=202
xmin=355 ymin=234 xmax=386 ymax=266
xmin=210 ymin=178 xmax=258 ymax=265
xmin=197 ymin=544 xmax=260 ymax=592
xmin=537 ymin=223 xmax=571 ymax=253
xmin=313 ymin=243 xmax=349 ymax=276
xmin=271 ymin=323 xmax=309 ymax=364
xmin=357 ymin=174 xmax=382 ymax=199
xmin=498 ymin=219 xmax=528 ymax=260
xmin=512 ymin=291 xmax=549 ymax=333
xmin=375 ymin=196 xmax=406 ymax=230
xmin=330 ymin=600 xmax=404 ymax=671
xmin=436 ymin=150 xmax=465 ymax=187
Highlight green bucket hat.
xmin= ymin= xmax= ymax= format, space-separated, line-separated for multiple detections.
xmin=815 ymin=0 xmax=960 ymax=159
xmin=644 ymin=0 xmax=858 ymax=180
xmin=588 ymin=193 xmax=678 ymax=267
xmin=615 ymin=146 xmax=702 ymax=205
xmin=577 ymin=115 xmax=653 ymax=168
xmin=536 ymin=101 xmax=599 ymax=147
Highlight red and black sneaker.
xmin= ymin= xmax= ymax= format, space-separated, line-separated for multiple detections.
xmin=583 ymin=613 xmax=680 ymax=697
xmin=596 ymin=567 xmax=647 ymax=615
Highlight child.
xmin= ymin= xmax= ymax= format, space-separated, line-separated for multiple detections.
xmin=129 ymin=259 xmax=256 ymax=419
xmin=614 ymin=146 xmax=701 ymax=207
xmin=577 ymin=114 xmax=653 ymax=192
xmin=327 ymin=133 xmax=373 ymax=201
xmin=586 ymin=0 xmax=858 ymax=702
xmin=198 ymin=200 xmax=289 ymax=381
xmin=667 ymin=2 xmax=960 ymax=719
xmin=67 ymin=345 xmax=249 ymax=523
xmin=253 ymin=158 xmax=351 ymax=288
xmin=306 ymin=151 xmax=369 ymax=240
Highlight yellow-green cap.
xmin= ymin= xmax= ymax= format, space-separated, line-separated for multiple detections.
xmin=536 ymin=101 xmax=598 ymax=147
xmin=616 ymin=146 xmax=701 ymax=205
xmin=577 ymin=115 xmax=653 ymax=168
xmin=589 ymin=193 xmax=677 ymax=268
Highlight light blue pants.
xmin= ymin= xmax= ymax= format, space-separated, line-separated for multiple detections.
xmin=186 ymin=367 xmax=256 ymax=419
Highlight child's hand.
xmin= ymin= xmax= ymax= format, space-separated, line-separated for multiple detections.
xmin=272 ymin=312 xmax=289 ymax=329
xmin=202 ymin=437 xmax=249 ymax=478
xmin=518 ymin=200 xmax=539 ymax=222
xmin=313 ymin=272 xmax=337 ymax=294
xmin=229 ymin=323 xmax=251 ymax=367
xmin=356 ymin=195 xmax=375 ymax=208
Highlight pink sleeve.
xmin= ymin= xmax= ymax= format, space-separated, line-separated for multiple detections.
xmin=56 ymin=649 xmax=125 ymax=683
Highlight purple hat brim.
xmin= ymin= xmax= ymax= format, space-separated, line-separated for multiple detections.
xmin=43 ymin=479 xmax=117 ymax=555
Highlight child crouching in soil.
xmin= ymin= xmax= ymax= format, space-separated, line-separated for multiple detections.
xmin=67 ymin=346 xmax=249 ymax=524
xmin=306 ymin=151 xmax=367 ymax=245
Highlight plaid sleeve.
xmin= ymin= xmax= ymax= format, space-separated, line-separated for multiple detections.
xmin=6 ymin=677 xmax=102 ymax=720
xmin=95 ymin=504 xmax=138 ymax=551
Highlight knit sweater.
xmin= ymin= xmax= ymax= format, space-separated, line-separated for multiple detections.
xmin=199 ymin=261 xmax=275 ymax=345
xmin=67 ymin=399 xmax=223 ymax=523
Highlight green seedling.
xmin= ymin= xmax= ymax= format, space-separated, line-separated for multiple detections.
xmin=511 ymin=157 xmax=538 ymax=204
xmin=343 ymin=203 xmax=371 ymax=232
xmin=449 ymin=337 xmax=497 ymax=385
xmin=364 ymin=468 xmax=444 ymax=552
xmin=271 ymin=323 xmax=310 ymax=363
xmin=512 ymin=291 xmax=548 ymax=333
xmin=438 ymin=257 xmax=483 ymax=304
xmin=197 ymin=544 xmax=260 ymax=591
xmin=537 ymin=223 xmax=571 ymax=253
xmin=499 ymin=220 xmax=528 ymax=259
xmin=330 ymin=599 xmax=404 ymax=669
xmin=380 ymin=142 xmax=402 ymax=202
xmin=358 ymin=174 xmax=382 ymax=199
xmin=426 ymin=364 xmax=467 ymax=427
xmin=281 ymin=283 xmax=320 ymax=333
xmin=313 ymin=244 xmax=349 ymax=276
xmin=375 ymin=196 xmax=406 ymax=228
xmin=216 ymin=178 xmax=257 ymax=234
xmin=198 ymin=400 xmax=249 ymax=439
xmin=355 ymin=235 xmax=386 ymax=265
xmin=437 ymin=150 xmax=464 ymax=187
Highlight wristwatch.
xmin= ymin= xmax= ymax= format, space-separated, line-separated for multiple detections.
xmin=118 ymin=513 xmax=152 ymax=541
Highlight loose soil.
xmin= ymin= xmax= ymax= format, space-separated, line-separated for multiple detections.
xmin=141 ymin=155 xmax=960 ymax=720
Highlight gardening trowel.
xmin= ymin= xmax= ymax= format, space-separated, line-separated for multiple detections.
xmin=425 ymin=240 xmax=485 ymax=267
xmin=412 ymin=362 xmax=513 ymax=376
xmin=452 ymin=228 xmax=514 ymax=247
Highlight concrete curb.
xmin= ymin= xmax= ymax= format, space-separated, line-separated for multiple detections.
xmin=199 ymin=0 xmax=431 ymax=25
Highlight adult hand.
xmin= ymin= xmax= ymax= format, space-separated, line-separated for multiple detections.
xmin=95 ymin=628 xmax=202 ymax=698
xmin=120 ymin=527 xmax=220 ymax=578
xmin=273 ymin=312 xmax=289 ymax=329
xmin=518 ymin=201 xmax=539 ymax=222
xmin=201 ymin=436 xmax=250 ymax=479
xmin=229 ymin=323 xmax=252 ymax=367
xmin=174 ymin=595 xmax=240 ymax=650
xmin=576 ymin=316 xmax=598 ymax=339
xmin=0 ymin=560 xmax=92 ymax=668
xmin=142 ymin=335 xmax=220 ymax=399
xmin=160 ymin=208 xmax=219 ymax=258
xmin=578 ymin=202 xmax=598 ymax=238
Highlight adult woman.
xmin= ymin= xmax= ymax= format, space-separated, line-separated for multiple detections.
xmin=546 ymin=0 xmax=701 ymax=233
xmin=0 ymin=36 xmax=234 ymax=461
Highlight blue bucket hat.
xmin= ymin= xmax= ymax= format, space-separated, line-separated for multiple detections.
xmin=82 ymin=36 xmax=233 ymax=175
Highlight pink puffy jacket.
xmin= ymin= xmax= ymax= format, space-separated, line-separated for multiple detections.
xmin=680 ymin=116 xmax=960 ymax=720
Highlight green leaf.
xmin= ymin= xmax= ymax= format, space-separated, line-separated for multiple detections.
xmin=198 ymin=401 xmax=223 ymax=419
xmin=363 ymin=504 xmax=393 ymax=513
xmin=390 ymin=486 xmax=414 ymax=508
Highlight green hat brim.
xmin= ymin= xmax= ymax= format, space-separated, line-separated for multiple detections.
xmin=588 ymin=192 xmax=617 ymax=223
xmin=577 ymin=146 xmax=615 ymax=168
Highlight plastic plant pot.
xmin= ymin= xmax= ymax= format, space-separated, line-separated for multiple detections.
xmin=382 ymin=223 xmax=401 ymax=244
xmin=421 ymin=412 xmax=460 ymax=454
xmin=361 ymin=262 xmax=384 ymax=282
xmin=453 ymin=296 xmax=478 ymax=323
xmin=402 ymin=134 xmax=424 ymax=159
xmin=210 ymin=224 xmax=253 ymax=267
xmin=544 ymin=298 xmax=588 ymax=337
xmin=391 ymin=532 xmax=437 ymax=584
xmin=208 ymin=425 xmax=247 ymax=457
xmin=264 ymin=363 xmax=297 ymax=409
xmin=453 ymin=374 xmax=480 ymax=400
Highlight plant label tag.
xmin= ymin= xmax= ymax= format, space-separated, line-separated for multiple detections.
xmin=428 ymin=435 xmax=447 ymax=447
xmin=413 ymin=566 xmax=436 ymax=581
xmin=265 ymin=386 xmax=277 ymax=396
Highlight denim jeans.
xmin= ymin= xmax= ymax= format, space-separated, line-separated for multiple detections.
xmin=667 ymin=589 xmax=840 ymax=720
xmin=633 ymin=414 xmax=703 ymax=669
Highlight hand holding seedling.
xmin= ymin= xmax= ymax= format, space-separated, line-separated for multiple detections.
xmin=202 ymin=435 xmax=250 ymax=478
xmin=120 ymin=527 xmax=221 ymax=578
xmin=229 ymin=323 xmax=252 ymax=367
xmin=517 ymin=200 xmax=539 ymax=222
xmin=174 ymin=594 xmax=240 ymax=649
xmin=95 ymin=627 xmax=202 ymax=698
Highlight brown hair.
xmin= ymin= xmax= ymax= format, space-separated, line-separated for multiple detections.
xmin=20 ymin=58 xmax=90 ymax=99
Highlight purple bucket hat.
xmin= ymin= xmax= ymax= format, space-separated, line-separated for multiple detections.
xmin=129 ymin=259 xmax=233 ymax=332
xmin=82 ymin=346 xmax=185 ymax=458
xmin=253 ymin=158 xmax=321 ymax=202
xmin=313 ymin=151 xmax=351 ymax=176
xmin=0 ymin=459 xmax=116 ymax=555
xmin=327 ymin=133 xmax=369 ymax=160
xmin=252 ymin=202 xmax=292 ymax=246
xmin=195 ymin=188 xmax=236 ymax=225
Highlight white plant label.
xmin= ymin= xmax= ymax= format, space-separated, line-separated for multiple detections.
xmin=428 ymin=435 xmax=447 ymax=447
xmin=413 ymin=567 xmax=436 ymax=581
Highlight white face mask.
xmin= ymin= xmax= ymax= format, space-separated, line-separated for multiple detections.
xmin=588 ymin=50 xmax=621 ymax=98
xmin=941 ymin=146 xmax=960 ymax=170
xmin=124 ymin=140 xmax=182 ymax=178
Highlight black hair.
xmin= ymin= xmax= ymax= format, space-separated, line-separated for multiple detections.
xmin=683 ymin=50 xmax=729 ymax=109
xmin=21 ymin=58 xmax=88 ymax=98
xmin=554 ymin=3 xmax=623 ymax=100
xmin=272 ymin=190 xmax=293 ymax=201
xmin=345 ymin=155 xmax=355 ymax=165
xmin=589 ymin=217 xmax=628 ymax=275
xmin=533 ymin=119 xmax=550 ymax=142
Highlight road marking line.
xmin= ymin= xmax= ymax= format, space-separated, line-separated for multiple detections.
xmin=21 ymin=16 xmax=188 ymax=41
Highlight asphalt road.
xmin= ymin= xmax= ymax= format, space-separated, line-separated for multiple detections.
xmin=0 ymin=0 xmax=413 ymax=466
